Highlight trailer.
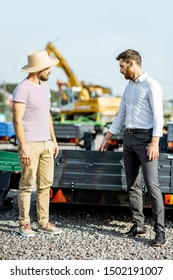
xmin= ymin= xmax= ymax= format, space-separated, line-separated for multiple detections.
xmin=50 ymin=150 xmax=173 ymax=208
xmin=53 ymin=122 xmax=96 ymax=150
xmin=1 ymin=149 xmax=173 ymax=210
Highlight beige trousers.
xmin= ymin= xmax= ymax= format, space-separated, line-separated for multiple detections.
xmin=18 ymin=141 xmax=54 ymax=226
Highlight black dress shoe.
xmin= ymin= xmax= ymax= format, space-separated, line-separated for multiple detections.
xmin=152 ymin=232 xmax=166 ymax=247
xmin=121 ymin=224 xmax=146 ymax=238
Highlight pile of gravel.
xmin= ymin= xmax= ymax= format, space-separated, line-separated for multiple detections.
xmin=0 ymin=190 xmax=173 ymax=260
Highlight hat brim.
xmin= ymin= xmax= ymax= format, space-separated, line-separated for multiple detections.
xmin=21 ymin=57 xmax=59 ymax=73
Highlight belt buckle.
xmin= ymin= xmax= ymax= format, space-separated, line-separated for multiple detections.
xmin=128 ymin=128 xmax=135 ymax=133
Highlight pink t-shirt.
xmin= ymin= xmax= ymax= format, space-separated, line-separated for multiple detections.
xmin=12 ymin=79 xmax=51 ymax=142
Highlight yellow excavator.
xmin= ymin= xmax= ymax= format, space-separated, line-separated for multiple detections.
xmin=46 ymin=42 xmax=121 ymax=125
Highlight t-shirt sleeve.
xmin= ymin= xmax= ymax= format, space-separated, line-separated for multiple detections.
xmin=12 ymin=85 xmax=28 ymax=104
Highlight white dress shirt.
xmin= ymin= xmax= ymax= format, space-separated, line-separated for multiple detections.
xmin=109 ymin=72 xmax=164 ymax=137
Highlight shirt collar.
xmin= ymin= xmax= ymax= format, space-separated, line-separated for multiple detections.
xmin=136 ymin=72 xmax=148 ymax=82
xmin=129 ymin=72 xmax=148 ymax=84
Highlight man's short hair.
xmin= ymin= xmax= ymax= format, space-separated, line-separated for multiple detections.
xmin=116 ymin=49 xmax=142 ymax=65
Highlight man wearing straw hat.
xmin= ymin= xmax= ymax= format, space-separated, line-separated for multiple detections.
xmin=12 ymin=50 xmax=62 ymax=237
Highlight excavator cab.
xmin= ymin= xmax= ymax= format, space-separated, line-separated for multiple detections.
xmin=58 ymin=87 xmax=81 ymax=111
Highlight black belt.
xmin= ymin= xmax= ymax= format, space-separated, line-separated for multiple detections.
xmin=126 ymin=128 xmax=152 ymax=134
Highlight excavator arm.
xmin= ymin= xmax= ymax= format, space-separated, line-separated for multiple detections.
xmin=46 ymin=42 xmax=90 ymax=101
xmin=46 ymin=42 xmax=81 ymax=87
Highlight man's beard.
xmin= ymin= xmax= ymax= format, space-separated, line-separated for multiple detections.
xmin=124 ymin=74 xmax=130 ymax=80
xmin=124 ymin=67 xmax=133 ymax=80
xmin=38 ymin=73 xmax=49 ymax=81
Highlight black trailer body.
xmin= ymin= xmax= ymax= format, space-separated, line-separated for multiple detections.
xmin=51 ymin=150 xmax=173 ymax=208
xmin=53 ymin=123 xmax=96 ymax=150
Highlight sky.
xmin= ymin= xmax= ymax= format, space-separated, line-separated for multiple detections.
xmin=0 ymin=0 xmax=173 ymax=100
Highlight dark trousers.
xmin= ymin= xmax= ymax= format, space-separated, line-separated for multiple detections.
xmin=123 ymin=129 xmax=165 ymax=233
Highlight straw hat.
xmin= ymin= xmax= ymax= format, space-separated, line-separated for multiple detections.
xmin=21 ymin=50 xmax=59 ymax=73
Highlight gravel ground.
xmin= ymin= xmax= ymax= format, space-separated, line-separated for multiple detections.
xmin=0 ymin=190 xmax=173 ymax=260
